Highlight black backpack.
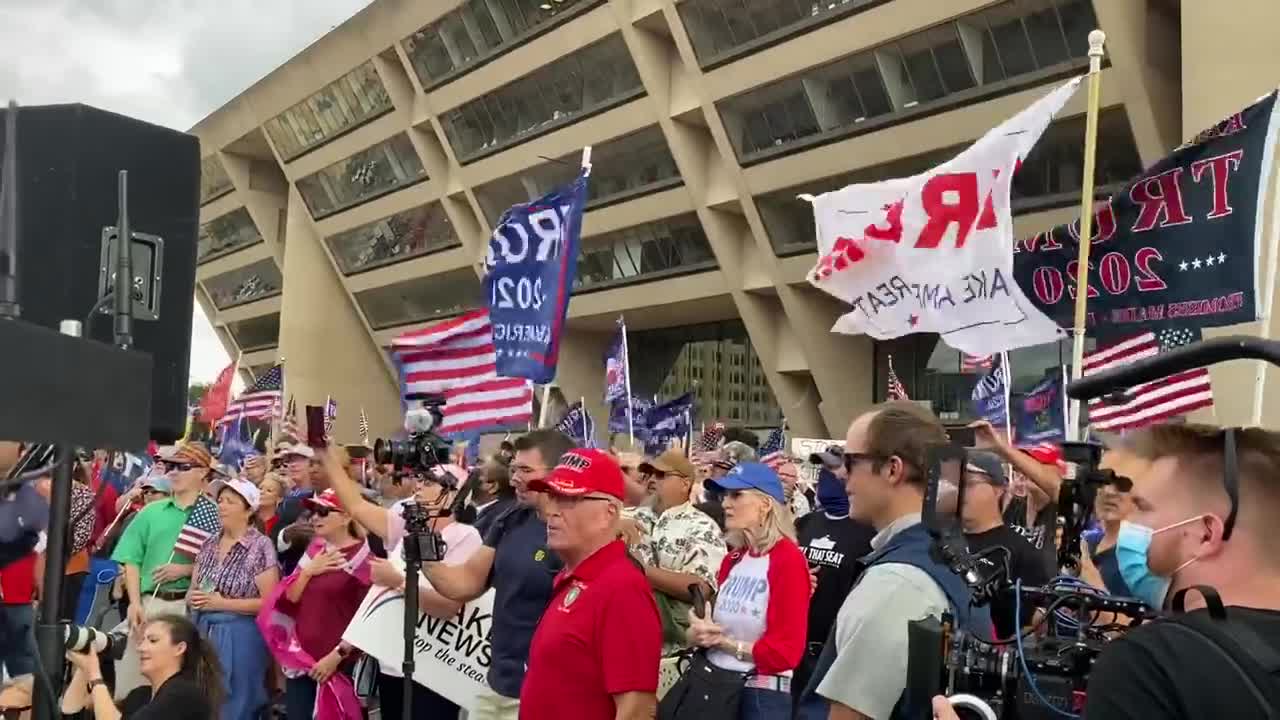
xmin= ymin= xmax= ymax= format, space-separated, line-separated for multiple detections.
xmin=1161 ymin=586 xmax=1280 ymax=719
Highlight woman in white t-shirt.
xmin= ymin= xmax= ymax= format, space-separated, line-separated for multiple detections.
xmin=319 ymin=453 xmax=481 ymax=720
xmin=688 ymin=462 xmax=810 ymax=720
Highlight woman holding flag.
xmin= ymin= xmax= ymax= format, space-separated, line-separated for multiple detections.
xmin=257 ymin=488 xmax=371 ymax=720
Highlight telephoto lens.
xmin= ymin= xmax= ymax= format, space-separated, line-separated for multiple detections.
xmin=65 ymin=624 xmax=129 ymax=661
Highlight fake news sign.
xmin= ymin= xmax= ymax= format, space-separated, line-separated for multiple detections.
xmin=343 ymin=576 xmax=495 ymax=709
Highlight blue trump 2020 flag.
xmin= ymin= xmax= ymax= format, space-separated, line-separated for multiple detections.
xmin=643 ymin=393 xmax=694 ymax=455
xmin=971 ymin=353 xmax=1009 ymax=427
xmin=555 ymin=401 xmax=597 ymax=448
xmin=484 ymin=170 xmax=590 ymax=383
xmin=1014 ymin=370 xmax=1066 ymax=445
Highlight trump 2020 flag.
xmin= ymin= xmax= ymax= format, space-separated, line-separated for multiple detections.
xmin=604 ymin=318 xmax=629 ymax=404
xmin=484 ymin=171 xmax=589 ymax=384
xmin=642 ymin=394 xmax=694 ymax=455
xmin=555 ymin=401 xmax=596 ymax=448
xmin=806 ymin=77 xmax=1082 ymax=355
xmin=971 ymin=353 xmax=1010 ymax=427
xmin=1014 ymin=370 xmax=1067 ymax=445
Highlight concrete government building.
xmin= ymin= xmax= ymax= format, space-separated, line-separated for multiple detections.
xmin=191 ymin=0 xmax=1280 ymax=443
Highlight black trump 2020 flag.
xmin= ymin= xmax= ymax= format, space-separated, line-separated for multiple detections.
xmin=1014 ymin=91 xmax=1280 ymax=336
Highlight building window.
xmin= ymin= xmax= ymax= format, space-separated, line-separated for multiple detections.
xmin=200 ymin=156 xmax=233 ymax=205
xmin=755 ymin=108 xmax=1141 ymax=254
xmin=354 ymin=268 xmax=481 ymax=330
xmin=296 ymin=134 xmax=427 ymax=219
xmin=403 ymin=0 xmax=603 ymax=90
xmin=678 ymin=0 xmax=881 ymax=66
xmin=328 ymin=203 xmax=460 ymax=275
xmin=204 ymin=258 xmax=283 ymax=310
xmin=717 ymin=0 xmax=1098 ymax=163
xmin=474 ymin=126 xmax=681 ymax=224
xmin=576 ymin=214 xmax=716 ymax=292
xmin=226 ymin=314 xmax=281 ymax=352
xmin=264 ymin=63 xmax=393 ymax=162
xmin=440 ymin=34 xmax=644 ymax=163
xmin=198 ymin=207 xmax=263 ymax=264
xmin=633 ymin=320 xmax=783 ymax=428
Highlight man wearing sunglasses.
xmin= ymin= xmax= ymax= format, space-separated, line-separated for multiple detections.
xmin=804 ymin=402 xmax=991 ymax=720
xmin=110 ymin=441 xmax=219 ymax=698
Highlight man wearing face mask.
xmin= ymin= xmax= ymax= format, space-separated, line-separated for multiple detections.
xmin=793 ymin=450 xmax=875 ymax=719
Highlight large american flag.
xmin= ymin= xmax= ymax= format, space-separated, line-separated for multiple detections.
xmin=220 ymin=364 xmax=284 ymax=424
xmin=1084 ymin=328 xmax=1213 ymax=431
xmin=887 ymin=355 xmax=910 ymax=401
xmin=173 ymin=495 xmax=221 ymax=560
xmin=759 ymin=427 xmax=787 ymax=469
xmin=393 ymin=310 xmax=497 ymax=397
xmin=962 ymin=353 xmax=994 ymax=372
xmin=437 ymin=377 xmax=534 ymax=435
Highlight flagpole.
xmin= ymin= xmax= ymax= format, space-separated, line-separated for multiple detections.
xmin=581 ymin=396 xmax=589 ymax=445
xmin=1252 ymin=133 xmax=1280 ymax=424
xmin=620 ymin=317 xmax=635 ymax=444
xmin=1001 ymin=352 xmax=1013 ymax=441
xmin=1061 ymin=364 xmax=1070 ymax=440
xmin=536 ymin=384 xmax=553 ymax=429
xmin=1067 ymin=30 xmax=1108 ymax=441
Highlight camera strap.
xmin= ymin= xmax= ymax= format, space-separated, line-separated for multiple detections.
xmin=1165 ymin=585 xmax=1280 ymax=719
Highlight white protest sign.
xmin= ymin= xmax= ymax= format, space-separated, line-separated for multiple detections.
xmin=342 ymin=555 xmax=494 ymax=710
xmin=807 ymin=77 xmax=1082 ymax=355
xmin=791 ymin=437 xmax=842 ymax=486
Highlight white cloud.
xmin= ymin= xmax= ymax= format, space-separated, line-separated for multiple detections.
xmin=0 ymin=0 xmax=373 ymax=384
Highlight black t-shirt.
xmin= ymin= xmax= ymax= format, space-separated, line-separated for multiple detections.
xmin=121 ymin=676 xmax=212 ymax=720
xmin=796 ymin=512 xmax=876 ymax=646
xmin=965 ymin=524 xmax=1053 ymax=639
xmin=1003 ymin=495 xmax=1058 ymax=572
xmin=1086 ymin=607 xmax=1280 ymax=719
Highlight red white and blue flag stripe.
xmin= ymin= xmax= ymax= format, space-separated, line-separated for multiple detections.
xmin=392 ymin=310 xmax=498 ymax=398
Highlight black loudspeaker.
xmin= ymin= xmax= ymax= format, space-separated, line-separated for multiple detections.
xmin=0 ymin=103 xmax=200 ymax=443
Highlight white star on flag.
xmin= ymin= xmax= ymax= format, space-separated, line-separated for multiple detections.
xmin=1192 ymin=258 xmax=1203 ymax=269
xmin=1179 ymin=260 xmax=1189 ymax=271
xmin=1218 ymin=252 xmax=1227 ymax=264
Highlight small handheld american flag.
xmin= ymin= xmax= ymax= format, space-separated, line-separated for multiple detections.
xmin=324 ymin=397 xmax=338 ymax=436
xmin=173 ymin=495 xmax=221 ymax=560
xmin=759 ymin=427 xmax=787 ymax=469
xmin=887 ymin=355 xmax=910 ymax=401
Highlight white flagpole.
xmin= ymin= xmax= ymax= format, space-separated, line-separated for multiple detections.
xmin=686 ymin=408 xmax=694 ymax=451
xmin=1002 ymin=352 xmax=1013 ymax=442
xmin=1252 ymin=134 xmax=1280 ymax=424
xmin=580 ymin=396 xmax=589 ymax=444
xmin=620 ymin=317 xmax=635 ymax=444
xmin=536 ymin=384 xmax=553 ymax=429
xmin=1067 ymin=30 xmax=1108 ymax=441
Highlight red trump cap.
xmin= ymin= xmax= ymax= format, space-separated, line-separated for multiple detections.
xmin=527 ymin=449 xmax=625 ymax=500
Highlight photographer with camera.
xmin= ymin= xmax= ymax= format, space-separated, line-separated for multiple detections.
xmin=804 ymin=402 xmax=992 ymax=720
xmin=319 ymin=448 xmax=483 ymax=720
xmin=412 ymin=429 xmax=574 ymax=720
xmin=933 ymin=423 xmax=1280 ymax=720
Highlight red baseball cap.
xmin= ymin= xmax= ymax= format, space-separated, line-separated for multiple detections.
xmin=1023 ymin=443 xmax=1067 ymax=472
xmin=527 ymin=449 xmax=625 ymax=500
xmin=304 ymin=488 xmax=343 ymax=512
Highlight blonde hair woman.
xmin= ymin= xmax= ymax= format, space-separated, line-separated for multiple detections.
xmin=687 ymin=463 xmax=810 ymax=719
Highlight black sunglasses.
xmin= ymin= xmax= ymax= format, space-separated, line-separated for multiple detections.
xmin=843 ymin=452 xmax=887 ymax=473
xmin=642 ymin=469 xmax=686 ymax=480
xmin=311 ymin=506 xmax=335 ymax=518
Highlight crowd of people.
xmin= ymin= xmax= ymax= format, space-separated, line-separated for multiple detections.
xmin=1 ymin=398 xmax=1279 ymax=720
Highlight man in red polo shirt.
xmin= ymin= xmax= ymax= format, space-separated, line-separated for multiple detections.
xmin=522 ymin=448 xmax=661 ymax=720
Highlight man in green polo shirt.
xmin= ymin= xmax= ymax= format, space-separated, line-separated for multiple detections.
xmin=111 ymin=441 xmax=219 ymax=699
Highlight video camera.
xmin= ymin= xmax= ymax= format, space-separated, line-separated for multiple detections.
xmin=373 ymin=406 xmax=453 ymax=477
xmin=907 ymin=443 xmax=1152 ymax=720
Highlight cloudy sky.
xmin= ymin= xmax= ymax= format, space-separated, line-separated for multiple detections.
xmin=0 ymin=0 xmax=373 ymax=386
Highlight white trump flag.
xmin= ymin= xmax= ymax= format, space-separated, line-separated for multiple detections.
xmin=806 ymin=77 xmax=1083 ymax=355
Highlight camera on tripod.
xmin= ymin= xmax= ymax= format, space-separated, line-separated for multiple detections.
xmin=906 ymin=440 xmax=1153 ymax=720
xmin=373 ymin=406 xmax=453 ymax=479
xmin=65 ymin=624 xmax=128 ymax=661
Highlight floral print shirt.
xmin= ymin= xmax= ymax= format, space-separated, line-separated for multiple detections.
xmin=193 ymin=528 xmax=277 ymax=600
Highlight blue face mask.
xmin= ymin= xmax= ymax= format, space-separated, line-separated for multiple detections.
xmin=816 ymin=468 xmax=849 ymax=516
xmin=1115 ymin=517 xmax=1203 ymax=609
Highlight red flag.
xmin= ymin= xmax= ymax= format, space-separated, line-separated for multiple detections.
xmin=200 ymin=359 xmax=239 ymax=425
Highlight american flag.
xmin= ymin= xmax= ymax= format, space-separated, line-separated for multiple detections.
xmin=358 ymin=407 xmax=370 ymax=446
xmin=759 ymin=427 xmax=787 ymax=469
xmin=1084 ymin=328 xmax=1213 ymax=431
xmin=324 ymin=397 xmax=338 ymax=436
xmin=887 ymin=355 xmax=910 ymax=401
xmin=437 ymin=377 xmax=534 ymax=435
xmin=962 ymin=353 xmax=994 ymax=372
xmin=694 ymin=423 xmax=724 ymax=453
xmin=173 ymin=495 xmax=221 ymax=560
xmin=219 ymin=364 xmax=283 ymax=424
xmin=393 ymin=310 xmax=497 ymax=397
xmin=279 ymin=395 xmax=299 ymax=443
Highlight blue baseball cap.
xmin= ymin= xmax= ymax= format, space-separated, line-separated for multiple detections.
xmin=706 ymin=462 xmax=786 ymax=504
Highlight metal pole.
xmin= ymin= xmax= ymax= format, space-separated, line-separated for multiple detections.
xmin=113 ymin=170 xmax=134 ymax=349
xmin=620 ymin=317 xmax=634 ymax=444
xmin=0 ymin=100 xmax=21 ymax=319
xmin=1067 ymin=30 xmax=1107 ymax=441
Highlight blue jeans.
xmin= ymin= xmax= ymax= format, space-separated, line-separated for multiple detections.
xmin=740 ymin=686 xmax=792 ymax=720
xmin=0 ymin=604 xmax=36 ymax=677
xmin=793 ymin=693 xmax=829 ymax=720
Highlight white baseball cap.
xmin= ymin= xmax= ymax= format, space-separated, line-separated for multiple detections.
xmin=210 ymin=478 xmax=261 ymax=511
